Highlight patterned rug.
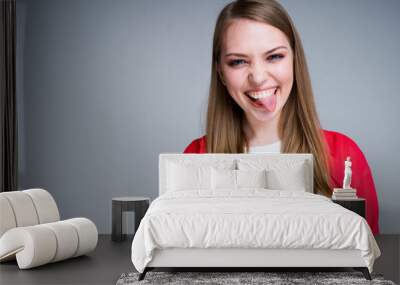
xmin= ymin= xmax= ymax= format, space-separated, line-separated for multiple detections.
xmin=116 ymin=271 xmax=397 ymax=285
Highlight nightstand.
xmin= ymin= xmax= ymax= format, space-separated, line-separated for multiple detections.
xmin=332 ymin=198 xmax=365 ymax=218
xmin=112 ymin=197 xmax=150 ymax=242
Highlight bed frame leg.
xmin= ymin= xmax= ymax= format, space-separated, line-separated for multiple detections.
xmin=138 ymin=268 xmax=148 ymax=281
xmin=354 ymin=267 xmax=371 ymax=280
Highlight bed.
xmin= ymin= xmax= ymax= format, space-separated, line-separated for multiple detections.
xmin=131 ymin=153 xmax=381 ymax=281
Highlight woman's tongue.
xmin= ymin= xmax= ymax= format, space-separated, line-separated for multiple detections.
xmin=258 ymin=93 xmax=277 ymax=112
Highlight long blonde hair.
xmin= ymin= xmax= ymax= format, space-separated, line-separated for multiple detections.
xmin=205 ymin=0 xmax=332 ymax=196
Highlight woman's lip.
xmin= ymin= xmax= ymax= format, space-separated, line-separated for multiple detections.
xmin=245 ymin=87 xmax=279 ymax=107
xmin=244 ymin=86 xmax=279 ymax=99
xmin=246 ymin=87 xmax=278 ymax=93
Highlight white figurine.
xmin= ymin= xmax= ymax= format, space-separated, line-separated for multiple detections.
xmin=342 ymin=156 xmax=352 ymax=189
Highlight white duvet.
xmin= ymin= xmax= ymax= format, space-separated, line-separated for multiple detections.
xmin=131 ymin=189 xmax=380 ymax=273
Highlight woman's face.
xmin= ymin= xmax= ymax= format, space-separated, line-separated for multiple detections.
xmin=219 ymin=19 xmax=294 ymax=123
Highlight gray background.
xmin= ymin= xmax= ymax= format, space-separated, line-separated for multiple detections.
xmin=16 ymin=0 xmax=400 ymax=234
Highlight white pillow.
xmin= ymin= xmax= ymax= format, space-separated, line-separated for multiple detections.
xmin=266 ymin=162 xmax=307 ymax=191
xmin=236 ymin=169 xmax=267 ymax=188
xmin=211 ymin=168 xmax=236 ymax=190
xmin=167 ymin=162 xmax=211 ymax=191
xmin=211 ymin=168 xmax=268 ymax=190
xmin=267 ymin=167 xmax=307 ymax=192
xmin=238 ymin=159 xmax=309 ymax=192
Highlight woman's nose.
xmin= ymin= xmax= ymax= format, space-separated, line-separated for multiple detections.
xmin=248 ymin=63 xmax=268 ymax=86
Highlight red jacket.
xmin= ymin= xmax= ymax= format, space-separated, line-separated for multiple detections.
xmin=183 ymin=129 xmax=380 ymax=235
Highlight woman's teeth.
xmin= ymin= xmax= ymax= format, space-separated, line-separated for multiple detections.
xmin=246 ymin=88 xmax=277 ymax=100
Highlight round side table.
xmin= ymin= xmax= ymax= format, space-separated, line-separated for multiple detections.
xmin=112 ymin=196 xmax=150 ymax=242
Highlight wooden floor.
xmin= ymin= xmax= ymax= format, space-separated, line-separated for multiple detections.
xmin=0 ymin=234 xmax=398 ymax=285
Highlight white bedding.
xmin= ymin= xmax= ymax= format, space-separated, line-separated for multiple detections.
xmin=131 ymin=189 xmax=380 ymax=273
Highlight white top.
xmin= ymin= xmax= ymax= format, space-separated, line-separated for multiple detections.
xmin=247 ymin=140 xmax=281 ymax=153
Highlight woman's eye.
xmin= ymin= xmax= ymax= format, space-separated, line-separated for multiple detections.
xmin=267 ymin=54 xmax=284 ymax=62
xmin=228 ymin=59 xmax=247 ymax=67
